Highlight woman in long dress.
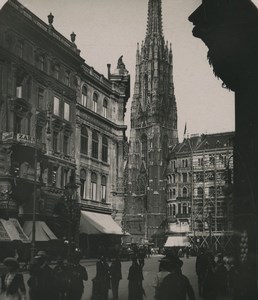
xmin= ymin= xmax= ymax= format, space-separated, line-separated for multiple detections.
xmin=0 ymin=257 xmax=26 ymax=300
xmin=128 ymin=257 xmax=144 ymax=300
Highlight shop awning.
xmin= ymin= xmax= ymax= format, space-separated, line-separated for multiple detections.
xmin=23 ymin=221 xmax=57 ymax=241
xmin=164 ymin=236 xmax=190 ymax=247
xmin=80 ymin=211 xmax=124 ymax=235
xmin=0 ymin=218 xmax=29 ymax=242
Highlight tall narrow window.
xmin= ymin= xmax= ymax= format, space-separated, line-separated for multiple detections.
xmin=53 ymin=97 xmax=60 ymax=116
xmin=63 ymin=135 xmax=69 ymax=155
xmin=37 ymin=88 xmax=44 ymax=110
xmin=64 ymin=103 xmax=70 ymax=121
xmin=39 ymin=55 xmax=44 ymax=71
xmin=93 ymin=93 xmax=98 ymax=113
xmin=54 ymin=64 xmax=60 ymax=80
xmin=103 ymin=98 xmax=108 ymax=118
xmin=80 ymin=126 xmax=88 ymax=154
xmin=80 ymin=169 xmax=87 ymax=199
xmin=16 ymin=86 xmax=22 ymax=98
xmin=81 ymin=86 xmax=87 ymax=106
xmin=172 ymin=204 xmax=176 ymax=216
xmin=91 ymin=172 xmax=97 ymax=201
xmin=182 ymin=173 xmax=187 ymax=183
xmin=101 ymin=175 xmax=107 ymax=202
xmin=178 ymin=203 xmax=181 ymax=215
xmin=53 ymin=131 xmax=58 ymax=152
xmin=63 ymin=168 xmax=69 ymax=187
xmin=141 ymin=135 xmax=147 ymax=161
xmin=183 ymin=203 xmax=187 ymax=215
xmin=102 ymin=136 xmax=108 ymax=162
xmin=65 ymin=71 xmax=70 ymax=86
xmin=183 ymin=187 xmax=188 ymax=197
xmin=92 ymin=131 xmax=99 ymax=159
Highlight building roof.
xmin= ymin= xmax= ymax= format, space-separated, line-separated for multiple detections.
xmin=169 ymin=131 xmax=234 ymax=157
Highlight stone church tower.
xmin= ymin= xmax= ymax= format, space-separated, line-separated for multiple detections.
xmin=124 ymin=0 xmax=178 ymax=245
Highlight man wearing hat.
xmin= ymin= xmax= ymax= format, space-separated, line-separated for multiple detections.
xmin=158 ymin=258 xmax=196 ymax=300
xmin=152 ymin=258 xmax=171 ymax=299
xmin=27 ymin=250 xmax=58 ymax=300
xmin=1 ymin=257 xmax=26 ymax=300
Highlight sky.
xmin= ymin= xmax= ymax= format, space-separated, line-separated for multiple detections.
xmin=6 ymin=0 xmax=236 ymax=141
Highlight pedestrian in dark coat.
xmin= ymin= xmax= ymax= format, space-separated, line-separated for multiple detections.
xmin=27 ymin=251 xmax=58 ymax=300
xmin=128 ymin=257 xmax=144 ymax=300
xmin=66 ymin=255 xmax=88 ymax=300
xmin=214 ymin=254 xmax=228 ymax=299
xmin=110 ymin=256 xmax=122 ymax=300
xmin=1 ymin=257 xmax=26 ymax=300
xmin=92 ymin=256 xmax=110 ymax=300
xmin=53 ymin=257 xmax=69 ymax=300
xmin=202 ymin=252 xmax=216 ymax=300
xmin=158 ymin=259 xmax=195 ymax=300
xmin=195 ymin=247 xmax=209 ymax=297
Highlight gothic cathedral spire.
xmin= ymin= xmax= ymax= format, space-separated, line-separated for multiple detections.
xmin=125 ymin=0 xmax=178 ymax=245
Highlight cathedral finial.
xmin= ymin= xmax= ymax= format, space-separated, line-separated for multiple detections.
xmin=146 ymin=0 xmax=163 ymax=37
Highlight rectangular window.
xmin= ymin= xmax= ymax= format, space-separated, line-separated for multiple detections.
xmin=64 ymin=103 xmax=70 ymax=121
xmin=93 ymin=100 xmax=97 ymax=113
xmin=103 ymin=106 xmax=107 ymax=118
xmin=63 ymin=169 xmax=69 ymax=187
xmin=53 ymin=131 xmax=58 ymax=152
xmin=91 ymin=182 xmax=97 ymax=201
xmin=63 ymin=135 xmax=69 ymax=155
xmin=101 ymin=185 xmax=106 ymax=202
xmin=82 ymin=94 xmax=87 ymax=106
xmin=39 ymin=55 xmax=44 ymax=71
xmin=53 ymin=97 xmax=60 ymax=116
xmin=92 ymin=140 xmax=98 ymax=159
xmin=65 ymin=71 xmax=70 ymax=86
xmin=37 ymin=88 xmax=44 ymax=110
xmin=80 ymin=179 xmax=87 ymax=199
xmin=16 ymin=86 xmax=22 ymax=98
xmin=102 ymin=144 xmax=108 ymax=162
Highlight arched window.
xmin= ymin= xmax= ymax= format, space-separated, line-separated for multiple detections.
xmin=103 ymin=98 xmax=108 ymax=118
xmin=93 ymin=93 xmax=98 ymax=113
xmin=183 ymin=203 xmax=187 ymax=214
xmin=178 ymin=203 xmax=181 ymax=214
xmin=82 ymin=86 xmax=87 ymax=106
xmin=91 ymin=172 xmax=97 ymax=201
xmin=141 ymin=135 xmax=147 ymax=161
xmin=183 ymin=187 xmax=188 ymax=197
xmin=102 ymin=136 xmax=108 ymax=162
xmin=172 ymin=188 xmax=176 ymax=198
xmin=81 ymin=126 xmax=88 ymax=155
xmin=92 ymin=131 xmax=99 ymax=159
xmin=80 ymin=169 xmax=87 ymax=199
xmin=169 ymin=189 xmax=172 ymax=199
xmin=197 ymin=187 xmax=203 ymax=197
xmin=101 ymin=175 xmax=107 ymax=202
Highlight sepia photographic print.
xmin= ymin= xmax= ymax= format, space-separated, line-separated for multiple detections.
xmin=0 ymin=0 xmax=257 ymax=299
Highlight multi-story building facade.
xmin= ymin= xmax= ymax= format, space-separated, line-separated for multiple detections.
xmin=167 ymin=132 xmax=234 ymax=251
xmin=0 ymin=0 xmax=130 ymax=258
xmin=124 ymin=0 xmax=178 ymax=246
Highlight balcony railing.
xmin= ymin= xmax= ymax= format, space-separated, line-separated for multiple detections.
xmin=81 ymin=199 xmax=112 ymax=212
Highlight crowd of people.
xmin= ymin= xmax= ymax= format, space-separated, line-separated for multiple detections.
xmin=2 ymin=245 xmax=255 ymax=300
xmin=195 ymin=246 xmax=257 ymax=300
